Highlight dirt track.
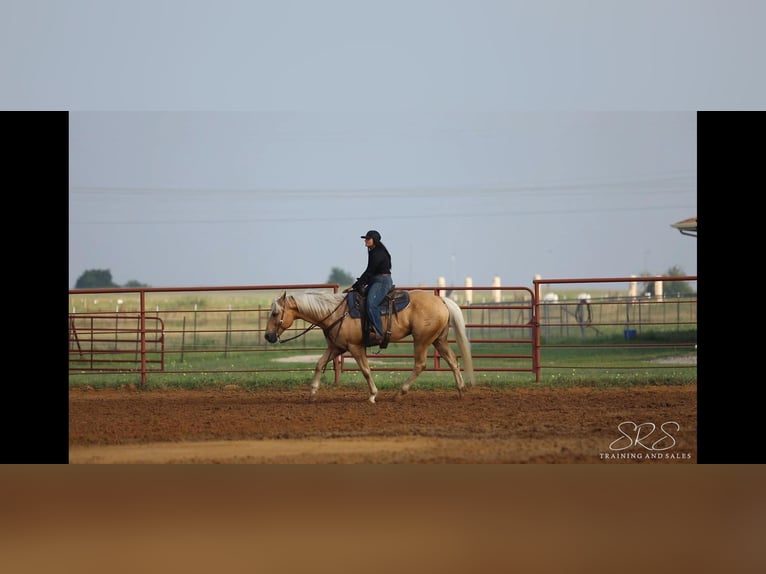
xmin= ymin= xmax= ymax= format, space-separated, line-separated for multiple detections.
xmin=69 ymin=382 xmax=697 ymax=463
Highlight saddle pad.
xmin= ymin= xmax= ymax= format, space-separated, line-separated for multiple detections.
xmin=346 ymin=290 xmax=410 ymax=319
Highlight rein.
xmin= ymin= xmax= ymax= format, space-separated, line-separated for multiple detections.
xmin=277 ymin=322 xmax=319 ymax=343
xmin=277 ymin=295 xmax=348 ymax=344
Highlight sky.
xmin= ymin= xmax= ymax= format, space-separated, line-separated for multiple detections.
xmin=7 ymin=1 xmax=762 ymax=289
xmin=67 ymin=111 xmax=696 ymax=288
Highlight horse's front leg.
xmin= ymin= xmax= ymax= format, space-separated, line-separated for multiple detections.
xmin=310 ymin=345 xmax=342 ymax=401
xmin=347 ymin=345 xmax=378 ymax=403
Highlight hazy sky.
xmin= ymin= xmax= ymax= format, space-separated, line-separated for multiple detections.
xmin=68 ymin=111 xmax=696 ymax=288
xmin=7 ymin=1 xmax=759 ymax=289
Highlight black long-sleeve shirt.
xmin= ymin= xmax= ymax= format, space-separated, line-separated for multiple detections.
xmin=353 ymin=244 xmax=391 ymax=289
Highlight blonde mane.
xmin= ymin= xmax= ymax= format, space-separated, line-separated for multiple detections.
xmin=292 ymin=291 xmax=345 ymax=319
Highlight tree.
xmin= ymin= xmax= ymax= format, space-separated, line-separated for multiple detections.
xmin=641 ymin=265 xmax=695 ymax=297
xmin=124 ymin=279 xmax=150 ymax=288
xmin=75 ymin=269 xmax=119 ymax=289
xmin=327 ymin=267 xmax=354 ymax=286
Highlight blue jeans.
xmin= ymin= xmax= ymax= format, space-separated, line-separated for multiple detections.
xmin=365 ymin=275 xmax=393 ymax=336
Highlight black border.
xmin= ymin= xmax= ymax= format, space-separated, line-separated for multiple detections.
xmin=3 ymin=111 xmax=70 ymax=463
xmin=696 ymin=111 xmax=758 ymax=463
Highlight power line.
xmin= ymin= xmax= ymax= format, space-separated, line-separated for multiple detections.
xmin=70 ymin=203 xmax=697 ymax=225
xmin=69 ymin=171 xmax=696 ymax=200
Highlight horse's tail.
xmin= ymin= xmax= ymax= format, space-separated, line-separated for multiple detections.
xmin=443 ymin=297 xmax=475 ymax=387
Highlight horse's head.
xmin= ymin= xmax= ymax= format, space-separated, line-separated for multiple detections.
xmin=264 ymin=291 xmax=295 ymax=343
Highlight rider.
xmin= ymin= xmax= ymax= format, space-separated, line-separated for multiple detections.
xmin=346 ymin=230 xmax=393 ymax=348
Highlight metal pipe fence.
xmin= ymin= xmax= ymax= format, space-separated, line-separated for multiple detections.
xmin=69 ymin=277 xmax=697 ymax=386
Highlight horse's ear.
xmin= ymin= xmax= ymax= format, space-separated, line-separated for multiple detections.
xmin=280 ymin=290 xmax=287 ymax=301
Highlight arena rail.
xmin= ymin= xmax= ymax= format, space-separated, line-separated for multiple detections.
xmin=68 ymin=277 xmax=696 ymax=387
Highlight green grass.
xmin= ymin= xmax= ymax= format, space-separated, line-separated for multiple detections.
xmin=69 ymin=334 xmax=697 ymax=391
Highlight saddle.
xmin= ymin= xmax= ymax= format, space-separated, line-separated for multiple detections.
xmin=346 ymin=289 xmax=410 ymax=348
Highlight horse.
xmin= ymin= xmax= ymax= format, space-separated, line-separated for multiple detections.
xmin=264 ymin=290 xmax=475 ymax=403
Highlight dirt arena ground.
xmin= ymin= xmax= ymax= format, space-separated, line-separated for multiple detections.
xmin=69 ymin=382 xmax=697 ymax=463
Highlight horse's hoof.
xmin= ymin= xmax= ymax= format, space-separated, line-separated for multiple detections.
xmin=368 ymin=395 xmax=376 ymax=404
xmin=309 ymin=394 xmax=318 ymax=403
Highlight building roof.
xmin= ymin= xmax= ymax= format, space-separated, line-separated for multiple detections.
xmin=671 ymin=216 xmax=697 ymax=237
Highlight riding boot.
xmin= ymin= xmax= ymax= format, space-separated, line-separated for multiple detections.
xmin=366 ymin=330 xmax=383 ymax=347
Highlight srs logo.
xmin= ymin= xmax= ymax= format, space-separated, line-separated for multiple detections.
xmin=608 ymin=421 xmax=679 ymax=451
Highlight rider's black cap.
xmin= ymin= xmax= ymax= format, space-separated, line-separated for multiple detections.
xmin=361 ymin=230 xmax=381 ymax=241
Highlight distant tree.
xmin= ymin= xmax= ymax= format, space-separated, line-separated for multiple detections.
xmin=75 ymin=269 xmax=119 ymax=289
xmin=124 ymin=279 xmax=150 ymax=288
xmin=641 ymin=265 xmax=695 ymax=297
xmin=327 ymin=267 xmax=354 ymax=286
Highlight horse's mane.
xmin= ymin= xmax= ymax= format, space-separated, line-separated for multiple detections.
xmin=292 ymin=291 xmax=345 ymax=318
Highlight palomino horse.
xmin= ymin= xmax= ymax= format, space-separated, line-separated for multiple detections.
xmin=264 ymin=290 xmax=475 ymax=403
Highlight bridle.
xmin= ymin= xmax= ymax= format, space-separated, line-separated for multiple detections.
xmin=272 ymin=294 xmax=349 ymax=344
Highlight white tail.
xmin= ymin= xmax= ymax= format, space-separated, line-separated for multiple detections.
xmin=443 ymin=297 xmax=475 ymax=386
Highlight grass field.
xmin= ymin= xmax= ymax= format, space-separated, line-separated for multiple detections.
xmin=68 ymin=334 xmax=697 ymax=391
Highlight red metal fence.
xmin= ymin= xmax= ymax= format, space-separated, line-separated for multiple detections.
xmin=68 ymin=277 xmax=697 ymax=386
xmin=532 ymin=276 xmax=697 ymax=381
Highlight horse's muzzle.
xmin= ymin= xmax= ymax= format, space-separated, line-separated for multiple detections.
xmin=264 ymin=332 xmax=278 ymax=344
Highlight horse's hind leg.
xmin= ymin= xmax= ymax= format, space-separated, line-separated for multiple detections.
xmin=432 ymin=338 xmax=466 ymax=397
xmin=396 ymin=341 xmax=430 ymax=399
